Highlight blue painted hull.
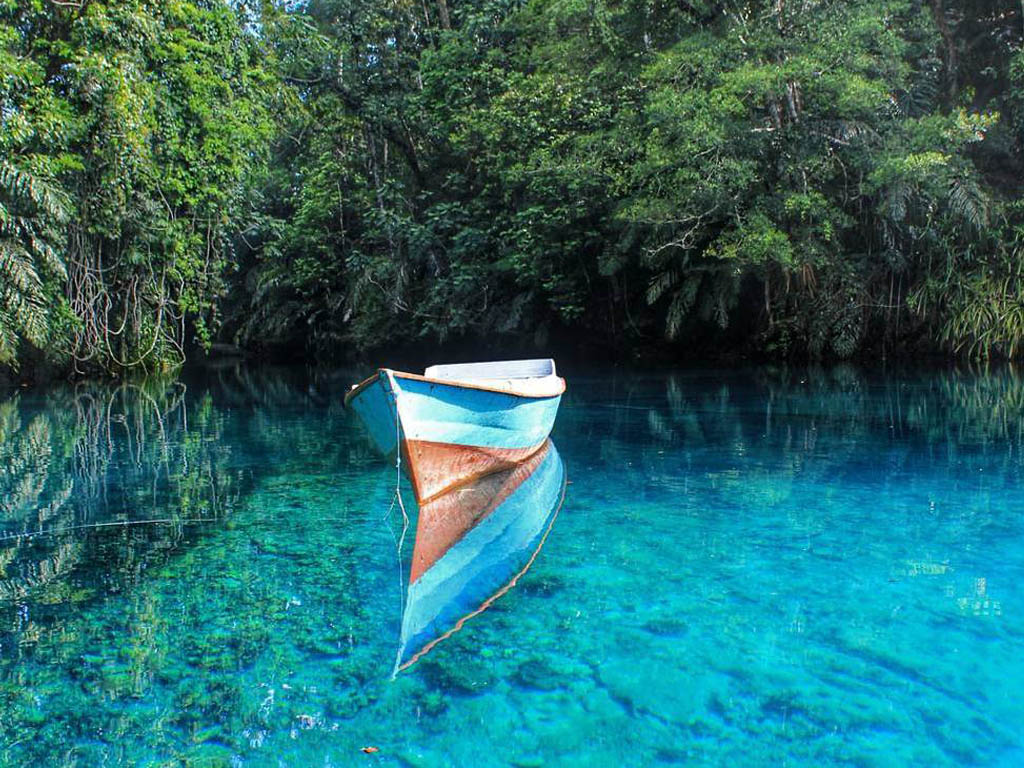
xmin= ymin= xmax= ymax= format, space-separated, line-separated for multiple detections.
xmin=396 ymin=441 xmax=566 ymax=671
xmin=394 ymin=374 xmax=561 ymax=449
xmin=346 ymin=369 xmax=563 ymax=501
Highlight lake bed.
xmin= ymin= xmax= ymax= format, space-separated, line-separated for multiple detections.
xmin=0 ymin=365 xmax=1021 ymax=766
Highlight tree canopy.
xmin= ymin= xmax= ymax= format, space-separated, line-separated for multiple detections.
xmin=2 ymin=0 xmax=1022 ymax=375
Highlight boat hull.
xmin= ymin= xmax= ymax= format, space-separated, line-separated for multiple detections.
xmin=396 ymin=440 xmax=566 ymax=671
xmin=346 ymin=370 xmax=563 ymax=502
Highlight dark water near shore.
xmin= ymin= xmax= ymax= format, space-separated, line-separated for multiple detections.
xmin=1 ymin=364 xmax=1022 ymax=766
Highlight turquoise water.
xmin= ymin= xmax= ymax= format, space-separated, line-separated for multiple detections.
xmin=1 ymin=365 xmax=1022 ymax=766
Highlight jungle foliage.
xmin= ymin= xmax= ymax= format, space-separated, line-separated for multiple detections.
xmin=2 ymin=0 xmax=273 ymax=374
xmin=2 ymin=0 xmax=1023 ymax=374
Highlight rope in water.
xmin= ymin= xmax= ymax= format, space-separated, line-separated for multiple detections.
xmin=392 ymin=374 xmax=410 ymax=551
xmin=385 ymin=371 xmax=411 ymax=680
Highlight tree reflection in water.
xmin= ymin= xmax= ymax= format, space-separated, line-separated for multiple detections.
xmin=0 ymin=380 xmax=241 ymax=656
xmin=565 ymin=364 xmax=1024 ymax=496
xmin=0 ymin=364 xmax=1022 ymax=766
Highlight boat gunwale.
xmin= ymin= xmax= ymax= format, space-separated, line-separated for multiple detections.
xmin=343 ymin=367 xmax=566 ymax=407
xmin=344 ymin=369 xmax=387 ymax=408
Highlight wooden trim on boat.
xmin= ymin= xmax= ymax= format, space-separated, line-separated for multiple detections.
xmin=408 ymin=442 xmax=552 ymax=583
xmin=401 ymin=436 xmax=426 ymax=506
xmin=345 ymin=368 xmax=565 ymax=408
xmin=391 ymin=369 xmax=566 ymax=398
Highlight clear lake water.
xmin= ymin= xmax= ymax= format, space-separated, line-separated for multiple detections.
xmin=0 ymin=364 xmax=1022 ymax=767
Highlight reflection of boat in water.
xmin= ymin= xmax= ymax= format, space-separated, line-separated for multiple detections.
xmin=395 ymin=440 xmax=566 ymax=673
xmin=345 ymin=360 xmax=565 ymax=503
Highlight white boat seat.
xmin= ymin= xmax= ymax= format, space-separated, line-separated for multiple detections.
xmin=423 ymin=359 xmax=561 ymax=397
xmin=424 ymin=359 xmax=555 ymax=380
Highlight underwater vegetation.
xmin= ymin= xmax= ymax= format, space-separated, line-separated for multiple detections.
xmin=0 ymin=364 xmax=1022 ymax=766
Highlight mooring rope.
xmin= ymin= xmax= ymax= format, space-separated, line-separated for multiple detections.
xmin=384 ymin=371 xmax=410 ymax=553
xmin=383 ymin=372 xmax=411 ymax=680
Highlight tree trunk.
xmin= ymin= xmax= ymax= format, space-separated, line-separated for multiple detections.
xmin=928 ymin=0 xmax=959 ymax=105
xmin=436 ymin=0 xmax=451 ymax=30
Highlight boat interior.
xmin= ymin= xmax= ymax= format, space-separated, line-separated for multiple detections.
xmin=421 ymin=359 xmax=562 ymax=396
xmin=424 ymin=359 xmax=556 ymax=381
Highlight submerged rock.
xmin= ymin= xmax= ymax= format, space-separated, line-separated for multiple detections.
xmin=419 ymin=658 xmax=496 ymax=696
xmin=642 ymin=614 xmax=689 ymax=638
xmin=518 ymin=574 xmax=566 ymax=599
xmin=509 ymin=755 xmax=545 ymax=768
xmin=596 ymin=656 xmax=706 ymax=721
xmin=324 ymin=688 xmax=374 ymax=720
xmin=513 ymin=656 xmax=580 ymax=692
xmin=415 ymin=688 xmax=447 ymax=716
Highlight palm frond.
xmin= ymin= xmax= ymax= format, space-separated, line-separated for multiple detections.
xmin=898 ymin=66 xmax=940 ymax=118
xmin=0 ymin=310 xmax=19 ymax=365
xmin=665 ymin=275 xmax=700 ymax=339
xmin=885 ymin=182 xmax=910 ymax=223
xmin=948 ymin=174 xmax=988 ymax=232
xmin=0 ymin=158 xmax=69 ymax=364
xmin=646 ymin=268 xmax=678 ymax=304
xmin=0 ymin=161 xmax=69 ymax=224
xmin=0 ymin=240 xmax=43 ymax=295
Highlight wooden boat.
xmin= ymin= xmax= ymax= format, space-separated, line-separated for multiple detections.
xmin=344 ymin=359 xmax=565 ymax=503
xmin=395 ymin=440 xmax=566 ymax=672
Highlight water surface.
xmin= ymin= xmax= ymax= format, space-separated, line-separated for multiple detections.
xmin=1 ymin=365 xmax=1022 ymax=766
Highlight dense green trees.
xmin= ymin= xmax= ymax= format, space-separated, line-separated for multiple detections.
xmin=2 ymin=0 xmax=272 ymax=374
xmin=2 ymin=0 xmax=1022 ymax=375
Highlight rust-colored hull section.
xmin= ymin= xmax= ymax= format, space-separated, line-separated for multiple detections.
xmin=397 ymin=476 xmax=565 ymax=673
xmin=403 ymin=438 xmax=547 ymax=505
xmin=409 ymin=443 xmax=551 ymax=583
xmin=395 ymin=439 xmax=566 ymax=673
